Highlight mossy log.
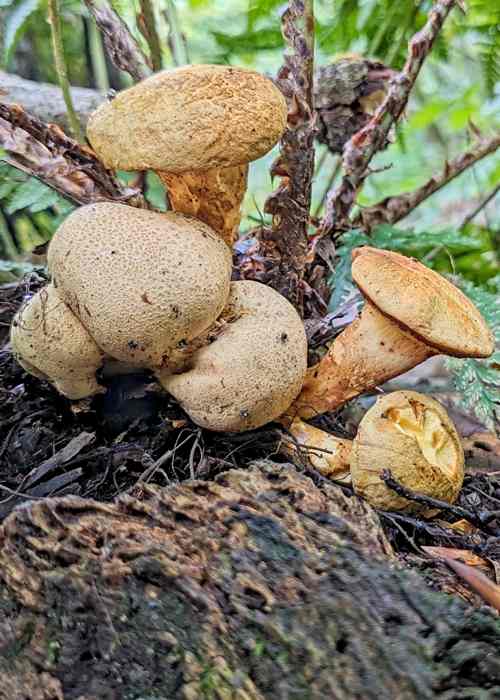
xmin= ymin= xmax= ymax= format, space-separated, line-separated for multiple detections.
xmin=0 ymin=461 xmax=499 ymax=699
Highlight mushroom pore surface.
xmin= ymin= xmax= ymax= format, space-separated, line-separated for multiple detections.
xmin=350 ymin=390 xmax=464 ymax=513
xmin=48 ymin=203 xmax=232 ymax=368
xmin=159 ymin=281 xmax=308 ymax=432
xmin=86 ymin=65 xmax=288 ymax=173
xmin=10 ymin=283 xmax=104 ymax=399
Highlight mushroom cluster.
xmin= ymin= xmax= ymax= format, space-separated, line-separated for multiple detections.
xmin=9 ymin=64 xmax=496 ymax=515
xmin=10 ymin=66 xmax=308 ymax=432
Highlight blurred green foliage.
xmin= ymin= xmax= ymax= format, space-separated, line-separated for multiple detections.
xmin=0 ymin=0 xmax=499 ymax=427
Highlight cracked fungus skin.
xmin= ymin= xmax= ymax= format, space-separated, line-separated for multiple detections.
xmin=86 ymin=65 xmax=288 ymax=173
xmin=48 ymin=203 xmax=232 ymax=368
xmin=351 ymin=391 xmax=464 ymax=513
xmin=352 ymin=247 xmax=495 ymax=358
xmin=10 ymin=283 xmax=104 ymax=399
xmin=160 ymin=281 xmax=308 ymax=432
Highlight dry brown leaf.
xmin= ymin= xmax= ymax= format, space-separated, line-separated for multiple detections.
xmin=434 ymin=518 xmax=478 ymax=535
xmin=422 ymin=546 xmax=487 ymax=567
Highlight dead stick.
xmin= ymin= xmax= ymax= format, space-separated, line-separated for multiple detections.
xmin=263 ymin=0 xmax=316 ymax=314
xmin=460 ymin=181 xmax=500 ymax=229
xmin=84 ymin=0 xmax=151 ymax=82
xmin=355 ymin=134 xmax=500 ymax=231
xmin=0 ymin=103 xmax=147 ymax=208
xmin=320 ymin=0 xmax=459 ymax=237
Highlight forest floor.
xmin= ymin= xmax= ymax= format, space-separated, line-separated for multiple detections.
xmin=1 ymin=275 xmax=500 ymax=614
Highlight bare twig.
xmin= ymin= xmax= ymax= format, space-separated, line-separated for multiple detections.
xmin=444 ymin=558 xmax=500 ymax=612
xmin=381 ymin=470 xmax=500 ymax=536
xmin=0 ymin=103 xmax=147 ymax=208
xmin=84 ymin=0 xmax=151 ymax=82
xmin=355 ymin=134 xmax=500 ymax=231
xmin=460 ymin=182 xmax=500 ymax=230
xmin=163 ymin=0 xmax=189 ymax=66
xmin=320 ymin=0 xmax=459 ymax=237
xmin=138 ymin=0 xmax=163 ymax=72
xmin=47 ymin=0 xmax=84 ymax=142
xmin=263 ymin=0 xmax=316 ymax=314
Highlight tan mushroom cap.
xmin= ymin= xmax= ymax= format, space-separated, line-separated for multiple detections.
xmin=48 ymin=203 xmax=232 ymax=368
xmin=86 ymin=65 xmax=288 ymax=173
xmin=159 ymin=281 xmax=308 ymax=432
xmin=352 ymin=247 xmax=495 ymax=358
xmin=10 ymin=284 xmax=104 ymax=399
xmin=350 ymin=390 xmax=465 ymax=513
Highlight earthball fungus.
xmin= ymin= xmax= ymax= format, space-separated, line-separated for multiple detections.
xmin=283 ymin=390 xmax=465 ymax=513
xmin=10 ymin=283 xmax=104 ymax=400
xmin=87 ymin=65 xmax=288 ymax=247
xmin=293 ymin=247 xmax=495 ymax=418
xmin=48 ymin=202 xmax=232 ymax=369
xmin=159 ymin=281 xmax=308 ymax=432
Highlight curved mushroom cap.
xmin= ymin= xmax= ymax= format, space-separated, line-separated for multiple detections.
xmin=352 ymin=247 xmax=495 ymax=358
xmin=350 ymin=390 xmax=464 ymax=513
xmin=10 ymin=284 xmax=104 ymax=399
xmin=87 ymin=65 xmax=288 ymax=173
xmin=48 ymin=203 xmax=232 ymax=368
xmin=159 ymin=281 xmax=308 ymax=432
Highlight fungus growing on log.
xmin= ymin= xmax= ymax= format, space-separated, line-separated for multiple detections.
xmin=86 ymin=65 xmax=288 ymax=247
xmin=283 ymin=390 xmax=465 ymax=513
xmin=159 ymin=281 xmax=308 ymax=432
xmin=10 ymin=283 xmax=104 ymax=399
xmin=293 ymin=247 xmax=495 ymax=419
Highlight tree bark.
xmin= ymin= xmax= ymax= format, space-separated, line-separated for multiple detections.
xmin=1 ymin=460 xmax=499 ymax=699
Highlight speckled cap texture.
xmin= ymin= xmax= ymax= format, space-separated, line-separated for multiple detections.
xmin=161 ymin=281 xmax=308 ymax=432
xmin=87 ymin=65 xmax=288 ymax=173
xmin=352 ymin=247 xmax=495 ymax=358
xmin=48 ymin=203 xmax=232 ymax=368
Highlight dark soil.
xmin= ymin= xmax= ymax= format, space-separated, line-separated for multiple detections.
xmin=1 ymin=276 xmax=500 ymax=609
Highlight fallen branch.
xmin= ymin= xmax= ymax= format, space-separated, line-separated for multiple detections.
xmin=263 ymin=0 xmax=316 ymax=313
xmin=0 ymin=103 xmax=147 ymax=208
xmin=0 ymin=71 xmax=105 ymax=129
xmin=320 ymin=0 xmax=459 ymax=237
xmin=355 ymin=134 xmax=500 ymax=231
xmin=84 ymin=0 xmax=151 ymax=82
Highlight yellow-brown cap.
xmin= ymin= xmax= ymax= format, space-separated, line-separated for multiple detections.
xmin=87 ymin=65 xmax=287 ymax=173
xmin=352 ymin=247 xmax=495 ymax=358
xmin=350 ymin=390 xmax=464 ymax=513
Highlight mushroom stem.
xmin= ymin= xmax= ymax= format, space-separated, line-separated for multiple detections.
xmin=281 ymin=418 xmax=352 ymax=481
xmin=158 ymin=164 xmax=248 ymax=248
xmin=292 ymin=301 xmax=435 ymax=419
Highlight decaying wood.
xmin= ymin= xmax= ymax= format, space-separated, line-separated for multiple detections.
xmin=84 ymin=0 xmax=152 ymax=82
xmin=262 ymin=0 xmax=316 ymax=313
xmin=0 ymin=103 xmax=146 ymax=208
xmin=0 ymin=71 xmax=106 ymax=130
xmin=355 ymin=133 xmax=500 ymax=231
xmin=0 ymin=461 xmax=499 ymax=699
xmin=320 ymin=0 xmax=460 ymax=237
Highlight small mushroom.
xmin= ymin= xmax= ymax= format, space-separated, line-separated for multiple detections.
xmin=87 ymin=65 xmax=287 ymax=247
xmin=10 ymin=283 xmax=104 ymax=399
xmin=159 ymin=280 xmax=308 ymax=432
xmin=293 ymin=247 xmax=495 ymax=418
xmin=48 ymin=202 xmax=232 ymax=370
xmin=283 ymin=391 xmax=465 ymax=513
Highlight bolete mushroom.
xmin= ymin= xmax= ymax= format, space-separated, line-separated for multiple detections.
xmin=159 ymin=280 xmax=308 ymax=432
xmin=87 ymin=65 xmax=288 ymax=247
xmin=10 ymin=283 xmax=104 ymax=399
xmin=48 ymin=202 xmax=232 ymax=371
xmin=283 ymin=390 xmax=465 ymax=513
xmin=293 ymin=247 xmax=495 ymax=419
